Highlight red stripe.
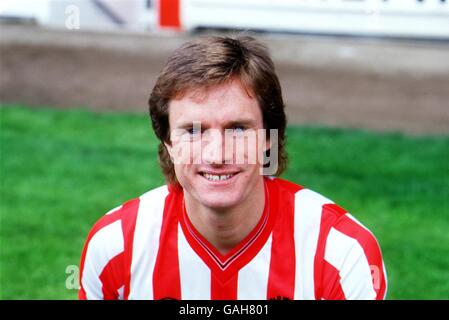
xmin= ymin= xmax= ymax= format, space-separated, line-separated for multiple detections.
xmin=211 ymin=274 xmax=238 ymax=300
xmin=318 ymin=204 xmax=387 ymax=300
xmin=79 ymin=288 xmax=86 ymax=300
xmin=266 ymin=179 xmax=300 ymax=300
xmin=99 ymin=252 xmax=125 ymax=299
xmin=313 ymin=204 xmax=346 ymax=299
xmin=78 ymin=208 xmax=123 ymax=299
xmin=159 ymin=0 xmax=181 ymax=29
xmin=331 ymin=209 xmax=387 ymax=300
xmin=321 ymin=260 xmax=346 ymax=300
xmin=152 ymin=193 xmax=182 ymax=300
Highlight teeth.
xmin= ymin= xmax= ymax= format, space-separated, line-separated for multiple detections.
xmin=202 ymin=173 xmax=234 ymax=181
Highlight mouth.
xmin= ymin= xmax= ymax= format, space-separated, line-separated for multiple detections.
xmin=199 ymin=172 xmax=239 ymax=182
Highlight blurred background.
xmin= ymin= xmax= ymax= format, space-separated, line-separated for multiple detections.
xmin=0 ymin=0 xmax=448 ymax=299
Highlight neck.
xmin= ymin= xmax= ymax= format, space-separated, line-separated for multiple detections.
xmin=184 ymin=178 xmax=266 ymax=255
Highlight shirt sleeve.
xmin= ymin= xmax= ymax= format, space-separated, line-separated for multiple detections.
xmin=321 ymin=214 xmax=387 ymax=300
xmin=78 ymin=215 xmax=125 ymax=300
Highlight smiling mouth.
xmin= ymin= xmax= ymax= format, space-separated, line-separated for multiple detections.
xmin=200 ymin=172 xmax=237 ymax=182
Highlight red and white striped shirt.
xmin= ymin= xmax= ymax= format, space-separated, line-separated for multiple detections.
xmin=79 ymin=177 xmax=387 ymax=300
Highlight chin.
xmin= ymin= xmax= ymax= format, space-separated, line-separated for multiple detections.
xmin=196 ymin=192 xmax=242 ymax=210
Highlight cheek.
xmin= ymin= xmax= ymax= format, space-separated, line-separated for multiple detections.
xmin=232 ymin=137 xmax=266 ymax=165
xmin=174 ymin=162 xmax=193 ymax=173
xmin=170 ymin=141 xmax=202 ymax=165
xmin=192 ymin=141 xmax=204 ymax=163
xmin=173 ymin=164 xmax=197 ymax=189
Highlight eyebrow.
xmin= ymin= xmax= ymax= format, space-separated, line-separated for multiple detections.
xmin=174 ymin=118 xmax=258 ymax=129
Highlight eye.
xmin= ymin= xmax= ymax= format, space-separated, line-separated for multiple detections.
xmin=186 ymin=127 xmax=201 ymax=135
xmin=232 ymin=126 xmax=246 ymax=133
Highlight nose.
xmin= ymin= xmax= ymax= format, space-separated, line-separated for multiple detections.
xmin=202 ymin=129 xmax=229 ymax=165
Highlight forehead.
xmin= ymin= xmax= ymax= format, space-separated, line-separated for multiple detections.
xmin=169 ymin=79 xmax=262 ymax=125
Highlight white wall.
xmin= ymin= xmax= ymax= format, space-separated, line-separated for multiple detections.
xmin=182 ymin=0 xmax=449 ymax=39
xmin=0 ymin=0 xmax=50 ymax=23
xmin=0 ymin=0 xmax=156 ymax=31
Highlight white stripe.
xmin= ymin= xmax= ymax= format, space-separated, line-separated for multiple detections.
xmin=82 ymin=220 xmax=123 ymax=300
xmin=382 ymin=261 xmax=388 ymax=299
xmin=348 ymin=213 xmax=388 ymax=299
xmin=128 ymin=186 xmax=169 ymax=299
xmin=294 ymin=188 xmax=333 ymax=300
xmin=237 ymin=235 xmax=272 ymax=300
xmin=117 ymin=285 xmax=124 ymax=300
xmin=105 ymin=205 xmax=123 ymax=215
xmin=178 ymin=225 xmax=211 ymax=299
xmin=325 ymin=228 xmax=377 ymax=299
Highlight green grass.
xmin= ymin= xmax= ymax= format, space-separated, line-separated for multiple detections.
xmin=1 ymin=105 xmax=448 ymax=299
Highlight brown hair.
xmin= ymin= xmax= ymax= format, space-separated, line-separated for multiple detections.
xmin=149 ymin=35 xmax=287 ymax=183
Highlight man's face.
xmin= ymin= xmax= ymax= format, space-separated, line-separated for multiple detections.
xmin=165 ymin=79 xmax=268 ymax=210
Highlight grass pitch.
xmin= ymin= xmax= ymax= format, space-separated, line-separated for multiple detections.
xmin=1 ymin=105 xmax=448 ymax=299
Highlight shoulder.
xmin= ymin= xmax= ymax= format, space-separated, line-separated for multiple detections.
xmin=83 ymin=185 xmax=170 ymax=253
xmin=270 ymin=177 xmax=336 ymax=225
xmin=270 ymin=177 xmax=336 ymax=207
xmin=137 ymin=185 xmax=170 ymax=218
xmin=272 ymin=177 xmax=374 ymax=235
xmin=79 ymin=185 xmax=171 ymax=299
xmin=273 ymin=177 xmax=384 ymax=270
xmin=276 ymin=178 xmax=387 ymax=299
xmin=323 ymin=206 xmax=385 ymax=279
xmin=320 ymin=208 xmax=387 ymax=299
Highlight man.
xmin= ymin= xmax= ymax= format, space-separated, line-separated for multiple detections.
xmin=79 ymin=36 xmax=387 ymax=300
